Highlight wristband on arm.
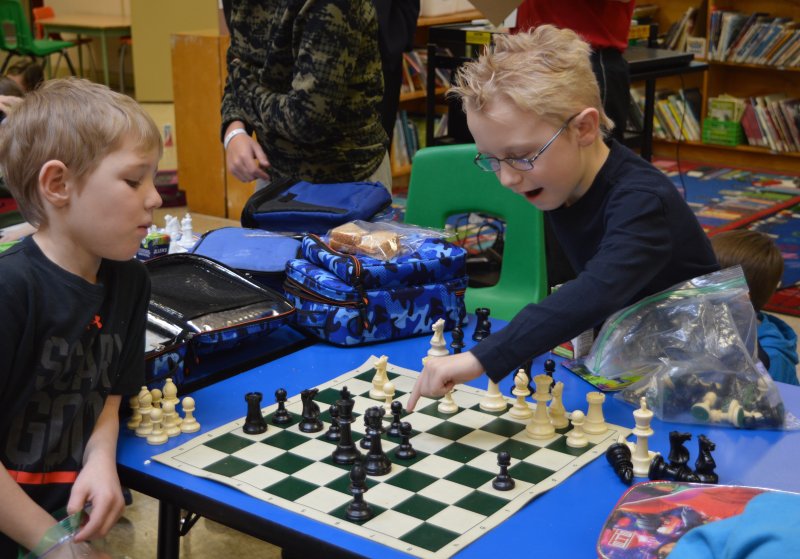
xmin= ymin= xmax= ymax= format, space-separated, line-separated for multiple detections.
xmin=223 ymin=128 xmax=248 ymax=150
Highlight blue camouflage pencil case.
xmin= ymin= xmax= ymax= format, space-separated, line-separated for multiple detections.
xmin=284 ymin=234 xmax=467 ymax=345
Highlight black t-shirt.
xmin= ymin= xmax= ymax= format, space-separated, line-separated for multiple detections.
xmin=472 ymin=140 xmax=720 ymax=380
xmin=0 ymin=237 xmax=148 ymax=553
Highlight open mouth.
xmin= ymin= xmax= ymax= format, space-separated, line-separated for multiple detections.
xmin=524 ymin=188 xmax=543 ymax=201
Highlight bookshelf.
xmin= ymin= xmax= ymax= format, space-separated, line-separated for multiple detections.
xmin=391 ymin=10 xmax=483 ymax=187
xmin=647 ymin=0 xmax=800 ymax=173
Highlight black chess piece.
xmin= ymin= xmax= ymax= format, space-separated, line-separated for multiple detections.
xmin=332 ymin=398 xmax=362 ymax=465
xmin=345 ymin=460 xmax=373 ymax=522
xmin=667 ymin=431 xmax=694 ymax=480
xmin=272 ymin=388 xmax=291 ymax=425
xmin=340 ymin=386 xmax=353 ymax=402
xmin=363 ymin=407 xmax=392 ymax=476
xmin=694 ymin=434 xmax=718 ymax=484
xmin=299 ymin=388 xmax=323 ymax=433
xmin=544 ymin=359 xmax=556 ymax=379
xmin=648 ymin=454 xmax=677 ymax=481
xmin=472 ymin=307 xmax=491 ymax=341
xmin=492 ymin=451 xmax=515 ymax=491
xmin=605 ymin=441 xmax=634 ymax=485
xmin=360 ymin=410 xmax=373 ymax=450
xmin=243 ymin=392 xmax=268 ymax=435
xmin=387 ymin=400 xmax=403 ymax=438
xmin=324 ymin=404 xmax=341 ymax=442
xmin=450 ymin=326 xmax=465 ymax=355
xmin=393 ymin=422 xmax=416 ymax=460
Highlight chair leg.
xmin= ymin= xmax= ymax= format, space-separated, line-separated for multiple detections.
xmin=0 ymin=51 xmax=13 ymax=73
xmin=62 ymin=51 xmax=77 ymax=76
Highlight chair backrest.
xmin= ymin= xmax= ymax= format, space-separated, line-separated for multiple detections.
xmin=0 ymin=0 xmax=33 ymax=52
xmin=405 ymin=144 xmax=548 ymax=321
xmin=31 ymin=6 xmax=54 ymax=40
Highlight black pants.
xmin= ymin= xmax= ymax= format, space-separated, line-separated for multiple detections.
xmin=591 ymin=47 xmax=631 ymax=143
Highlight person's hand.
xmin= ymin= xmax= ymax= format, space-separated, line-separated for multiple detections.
xmin=47 ymin=540 xmax=112 ymax=559
xmin=406 ymin=351 xmax=485 ymax=411
xmin=0 ymin=94 xmax=22 ymax=114
xmin=67 ymin=454 xmax=125 ymax=543
xmin=226 ymin=132 xmax=271 ymax=183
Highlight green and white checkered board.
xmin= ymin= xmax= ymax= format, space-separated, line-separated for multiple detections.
xmin=153 ymin=357 xmax=630 ymax=559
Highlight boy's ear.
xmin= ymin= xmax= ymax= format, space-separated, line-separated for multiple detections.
xmin=573 ymin=108 xmax=602 ymax=147
xmin=38 ymin=160 xmax=71 ymax=208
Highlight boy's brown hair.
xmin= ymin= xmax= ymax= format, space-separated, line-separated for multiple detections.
xmin=449 ymin=25 xmax=614 ymax=136
xmin=0 ymin=77 xmax=162 ymax=227
xmin=711 ymin=229 xmax=784 ymax=312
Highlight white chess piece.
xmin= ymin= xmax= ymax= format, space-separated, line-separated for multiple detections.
xmin=566 ymin=410 xmax=589 ymax=448
xmin=180 ymin=396 xmax=201 ymax=433
xmin=162 ymin=378 xmax=181 ymax=425
xmin=179 ymin=213 xmax=194 ymax=249
xmin=583 ymin=391 xmax=608 ymax=434
xmin=626 ymin=397 xmax=657 ymax=477
xmin=370 ymin=355 xmax=389 ymax=400
xmin=508 ymin=370 xmax=532 ymax=419
xmin=427 ymin=319 xmax=449 ymax=357
xmin=382 ymin=380 xmax=396 ymax=412
xmin=438 ymin=390 xmax=458 ymax=414
xmin=162 ymin=400 xmax=181 ymax=438
xmin=548 ymin=381 xmax=570 ymax=429
xmin=150 ymin=387 xmax=162 ymax=409
xmin=135 ymin=389 xmax=154 ymax=437
xmin=126 ymin=395 xmax=142 ymax=430
xmin=480 ymin=379 xmax=508 ymax=413
xmin=147 ymin=408 xmax=169 ymax=445
xmin=526 ymin=374 xmax=555 ymax=439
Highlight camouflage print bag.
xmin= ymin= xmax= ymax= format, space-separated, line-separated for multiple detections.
xmin=285 ymin=235 xmax=467 ymax=345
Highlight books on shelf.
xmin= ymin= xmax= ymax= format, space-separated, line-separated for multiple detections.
xmin=705 ymin=94 xmax=800 ymax=152
xmin=707 ymin=10 xmax=800 ymax=67
xmin=631 ymin=87 xmax=702 ymax=142
xmin=400 ymin=48 xmax=452 ymax=95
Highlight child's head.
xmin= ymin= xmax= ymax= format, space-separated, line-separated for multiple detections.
xmin=711 ymin=230 xmax=784 ymax=312
xmin=451 ymin=25 xmax=613 ymax=138
xmin=6 ymin=60 xmax=44 ymax=92
xmin=0 ymin=76 xmax=24 ymax=98
xmin=449 ymin=25 xmax=613 ymax=211
xmin=0 ymin=77 xmax=163 ymax=228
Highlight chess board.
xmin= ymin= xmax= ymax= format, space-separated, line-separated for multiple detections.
xmin=153 ymin=358 xmax=631 ymax=559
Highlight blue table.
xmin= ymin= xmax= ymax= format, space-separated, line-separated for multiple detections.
xmin=117 ymin=316 xmax=800 ymax=559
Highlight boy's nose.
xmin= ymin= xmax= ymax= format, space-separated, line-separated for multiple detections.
xmin=145 ymin=180 xmax=163 ymax=209
xmin=497 ymin=163 xmax=522 ymax=189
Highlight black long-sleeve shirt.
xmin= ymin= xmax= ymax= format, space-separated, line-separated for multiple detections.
xmin=473 ymin=140 xmax=720 ymax=381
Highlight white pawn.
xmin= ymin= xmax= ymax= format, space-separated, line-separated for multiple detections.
xmin=480 ymin=379 xmax=508 ymax=413
xmin=162 ymin=400 xmax=181 ymax=438
xmin=427 ymin=319 xmax=449 ymax=357
xmin=566 ymin=410 xmax=589 ymax=448
xmin=135 ymin=389 xmax=154 ymax=437
xmin=180 ymin=396 xmax=201 ymax=433
xmin=382 ymin=380 xmax=396 ymax=412
xmin=583 ymin=391 xmax=608 ymax=435
xmin=438 ymin=390 xmax=459 ymax=414
xmin=508 ymin=370 xmax=532 ymax=419
xmin=179 ymin=213 xmax=194 ymax=249
xmin=126 ymin=395 xmax=141 ymax=430
xmin=150 ymin=387 xmax=162 ymax=409
xmin=548 ymin=381 xmax=570 ymax=429
xmin=370 ymin=355 xmax=389 ymax=400
xmin=147 ymin=408 xmax=168 ymax=445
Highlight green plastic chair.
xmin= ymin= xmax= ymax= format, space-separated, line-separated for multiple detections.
xmin=405 ymin=144 xmax=548 ymax=321
xmin=0 ymin=0 xmax=75 ymax=76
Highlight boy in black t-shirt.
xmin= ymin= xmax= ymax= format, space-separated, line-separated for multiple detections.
xmin=406 ymin=26 xmax=718 ymax=411
xmin=0 ymin=78 xmax=162 ymax=556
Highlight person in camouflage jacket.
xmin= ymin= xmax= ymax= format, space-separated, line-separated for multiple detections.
xmin=221 ymin=0 xmax=389 ymax=186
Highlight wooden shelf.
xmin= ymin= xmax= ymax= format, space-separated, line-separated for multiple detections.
xmin=707 ymin=60 xmax=800 ymax=73
xmin=652 ymin=139 xmax=800 ymax=174
xmin=400 ymin=87 xmax=448 ymax=102
xmin=391 ymin=163 xmax=412 ymax=178
xmin=418 ymin=10 xmax=483 ymax=28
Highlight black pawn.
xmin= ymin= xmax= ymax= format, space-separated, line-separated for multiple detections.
xmin=544 ymin=359 xmax=556 ymax=379
xmin=387 ymin=400 xmax=403 ymax=438
xmin=492 ymin=451 xmax=514 ymax=491
xmin=393 ymin=422 xmax=416 ymax=460
xmin=345 ymin=461 xmax=372 ymax=522
xmin=272 ymin=388 xmax=291 ymax=425
xmin=694 ymin=434 xmax=718 ymax=484
xmin=473 ymin=307 xmax=491 ymax=341
xmin=324 ymin=404 xmax=341 ymax=442
xmin=450 ymin=326 xmax=465 ymax=355
xmin=605 ymin=441 xmax=634 ymax=485
xmin=243 ymin=392 xmax=267 ymax=435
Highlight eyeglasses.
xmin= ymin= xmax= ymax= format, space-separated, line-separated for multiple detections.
xmin=473 ymin=113 xmax=580 ymax=172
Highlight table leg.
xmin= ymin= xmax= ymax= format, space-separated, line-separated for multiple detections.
xmin=100 ymin=30 xmax=110 ymax=87
xmin=157 ymin=500 xmax=181 ymax=559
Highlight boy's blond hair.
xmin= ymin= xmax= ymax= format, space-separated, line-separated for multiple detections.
xmin=0 ymin=77 xmax=162 ymax=227
xmin=450 ymin=25 xmax=614 ymax=136
xmin=711 ymin=230 xmax=784 ymax=312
